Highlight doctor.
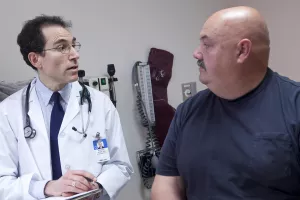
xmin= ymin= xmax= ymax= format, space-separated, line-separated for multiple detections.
xmin=0 ymin=15 xmax=133 ymax=199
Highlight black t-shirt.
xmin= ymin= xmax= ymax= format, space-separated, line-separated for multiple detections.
xmin=156 ymin=68 xmax=300 ymax=200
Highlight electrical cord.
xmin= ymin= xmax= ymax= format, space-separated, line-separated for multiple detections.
xmin=132 ymin=61 xmax=161 ymax=189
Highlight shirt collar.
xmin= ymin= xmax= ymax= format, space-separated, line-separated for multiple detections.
xmin=35 ymin=76 xmax=72 ymax=106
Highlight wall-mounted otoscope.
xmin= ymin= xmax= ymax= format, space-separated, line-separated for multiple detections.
xmin=77 ymin=66 xmax=118 ymax=107
xmin=78 ymin=70 xmax=85 ymax=84
xmin=107 ymin=64 xmax=118 ymax=107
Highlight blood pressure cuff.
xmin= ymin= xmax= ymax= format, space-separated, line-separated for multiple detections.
xmin=148 ymin=48 xmax=175 ymax=146
xmin=148 ymin=48 xmax=174 ymax=101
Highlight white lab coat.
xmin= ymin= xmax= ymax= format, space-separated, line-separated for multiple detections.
xmin=0 ymin=78 xmax=133 ymax=200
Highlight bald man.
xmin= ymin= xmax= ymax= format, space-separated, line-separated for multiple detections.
xmin=151 ymin=6 xmax=300 ymax=200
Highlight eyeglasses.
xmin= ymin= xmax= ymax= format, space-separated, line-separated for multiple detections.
xmin=43 ymin=42 xmax=81 ymax=54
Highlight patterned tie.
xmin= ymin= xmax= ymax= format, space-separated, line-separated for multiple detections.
xmin=50 ymin=92 xmax=64 ymax=180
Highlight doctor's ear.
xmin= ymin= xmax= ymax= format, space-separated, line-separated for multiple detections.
xmin=28 ymin=52 xmax=42 ymax=70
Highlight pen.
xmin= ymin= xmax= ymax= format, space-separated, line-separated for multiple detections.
xmin=85 ymin=177 xmax=93 ymax=182
xmin=85 ymin=177 xmax=96 ymax=187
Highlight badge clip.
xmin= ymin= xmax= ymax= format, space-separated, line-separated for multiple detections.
xmin=95 ymin=132 xmax=100 ymax=139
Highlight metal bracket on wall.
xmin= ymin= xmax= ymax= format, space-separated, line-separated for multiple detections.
xmin=181 ymin=82 xmax=197 ymax=101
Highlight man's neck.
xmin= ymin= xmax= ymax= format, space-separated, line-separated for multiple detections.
xmin=38 ymin=74 xmax=67 ymax=92
xmin=214 ymin=67 xmax=268 ymax=100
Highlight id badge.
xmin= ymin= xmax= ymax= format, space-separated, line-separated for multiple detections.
xmin=93 ymin=138 xmax=110 ymax=162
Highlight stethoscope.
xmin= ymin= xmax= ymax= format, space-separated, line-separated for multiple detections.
xmin=24 ymin=81 xmax=92 ymax=139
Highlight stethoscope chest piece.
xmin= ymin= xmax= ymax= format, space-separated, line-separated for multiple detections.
xmin=24 ymin=125 xmax=36 ymax=139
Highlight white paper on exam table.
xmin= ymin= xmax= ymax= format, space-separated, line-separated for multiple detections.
xmin=43 ymin=189 xmax=101 ymax=199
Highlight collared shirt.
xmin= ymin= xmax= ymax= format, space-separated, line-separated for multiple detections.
xmin=30 ymin=76 xmax=72 ymax=199
xmin=35 ymin=76 xmax=72 ymax=136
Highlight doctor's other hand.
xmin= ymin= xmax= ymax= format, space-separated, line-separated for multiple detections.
xmin=44 ymin=170 xmax=97 ymax=197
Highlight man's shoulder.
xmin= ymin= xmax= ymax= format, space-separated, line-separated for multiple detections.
xmin=183 ymin=88 xmax=211 ymax=105
xmin=274 ymin=71 xmax=300 ymax=88
xmin=270 ymin=71 xmax=300 ymax=119
xmin=176 ymin=88 xmax=212 ymax=117
xmin=270 ymin=71 xmax=300 ymax=132
xmin=272 ymin=71 xmax=300 ymax=98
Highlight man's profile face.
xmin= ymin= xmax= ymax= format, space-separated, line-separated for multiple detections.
xmin=193 ymin=17 xmax=237 ymax=89
xmin=38 ymin=25 xmax=80 ymax=85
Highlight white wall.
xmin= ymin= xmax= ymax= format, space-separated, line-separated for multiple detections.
xmin=0 ymin=1 xmax=232 ymax=199
xmin=224 ymin=0 xmax=300 ymax=81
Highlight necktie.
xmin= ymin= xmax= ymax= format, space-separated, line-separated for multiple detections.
xmin=50 ymin=92 xmax=64 ymax=180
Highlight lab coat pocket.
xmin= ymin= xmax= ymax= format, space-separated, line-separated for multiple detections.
xmin=92 ymin=130 xmax=111 ymax=163
xmin=88 ymin=139 xmax=104 ymax=177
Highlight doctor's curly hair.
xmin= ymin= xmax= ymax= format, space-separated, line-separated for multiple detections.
xmin=16 ymin=15 xmax=72 ymax=71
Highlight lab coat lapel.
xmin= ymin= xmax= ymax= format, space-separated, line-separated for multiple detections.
xmin=59 ymin=82 xmax=80 ymax=134
xmin=28 ymin=87 xmax=48 ymax=143
xmin=27 ymin=85 xmax=52 ymax=179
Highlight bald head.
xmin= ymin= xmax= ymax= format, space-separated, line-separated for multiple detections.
xmin=208 ymin=6 xmax=269 ymax=46
xmin=201 ymin=6 xmax=270 ymax=66
xmin=194 ymin=6 xmax=271 ymax=99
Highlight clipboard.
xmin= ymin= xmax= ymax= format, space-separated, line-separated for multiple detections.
xmin=45 ymin=189 xmax=102 ymax=200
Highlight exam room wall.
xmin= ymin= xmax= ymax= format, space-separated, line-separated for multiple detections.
xmin=223 ymin=0 xmax=300 ymax=81
xmin=0 ymin=1 xmax=232 ymax=199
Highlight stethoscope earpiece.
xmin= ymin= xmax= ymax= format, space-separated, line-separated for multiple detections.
xmin=72 ymin=125 xmax=88 ymax=138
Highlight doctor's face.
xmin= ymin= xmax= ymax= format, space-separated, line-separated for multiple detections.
xmin=37 ymin=25 xmax=80 ymax=86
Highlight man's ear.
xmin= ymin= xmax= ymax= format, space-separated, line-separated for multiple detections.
xmin=236 ymin=39 xmax=252 ymax=63
xmin=28 ymin=52 xmax=42 ymax=70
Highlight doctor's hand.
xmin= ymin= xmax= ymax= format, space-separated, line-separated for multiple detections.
xmin=44 ymin=170 xmax=97 ymax=197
